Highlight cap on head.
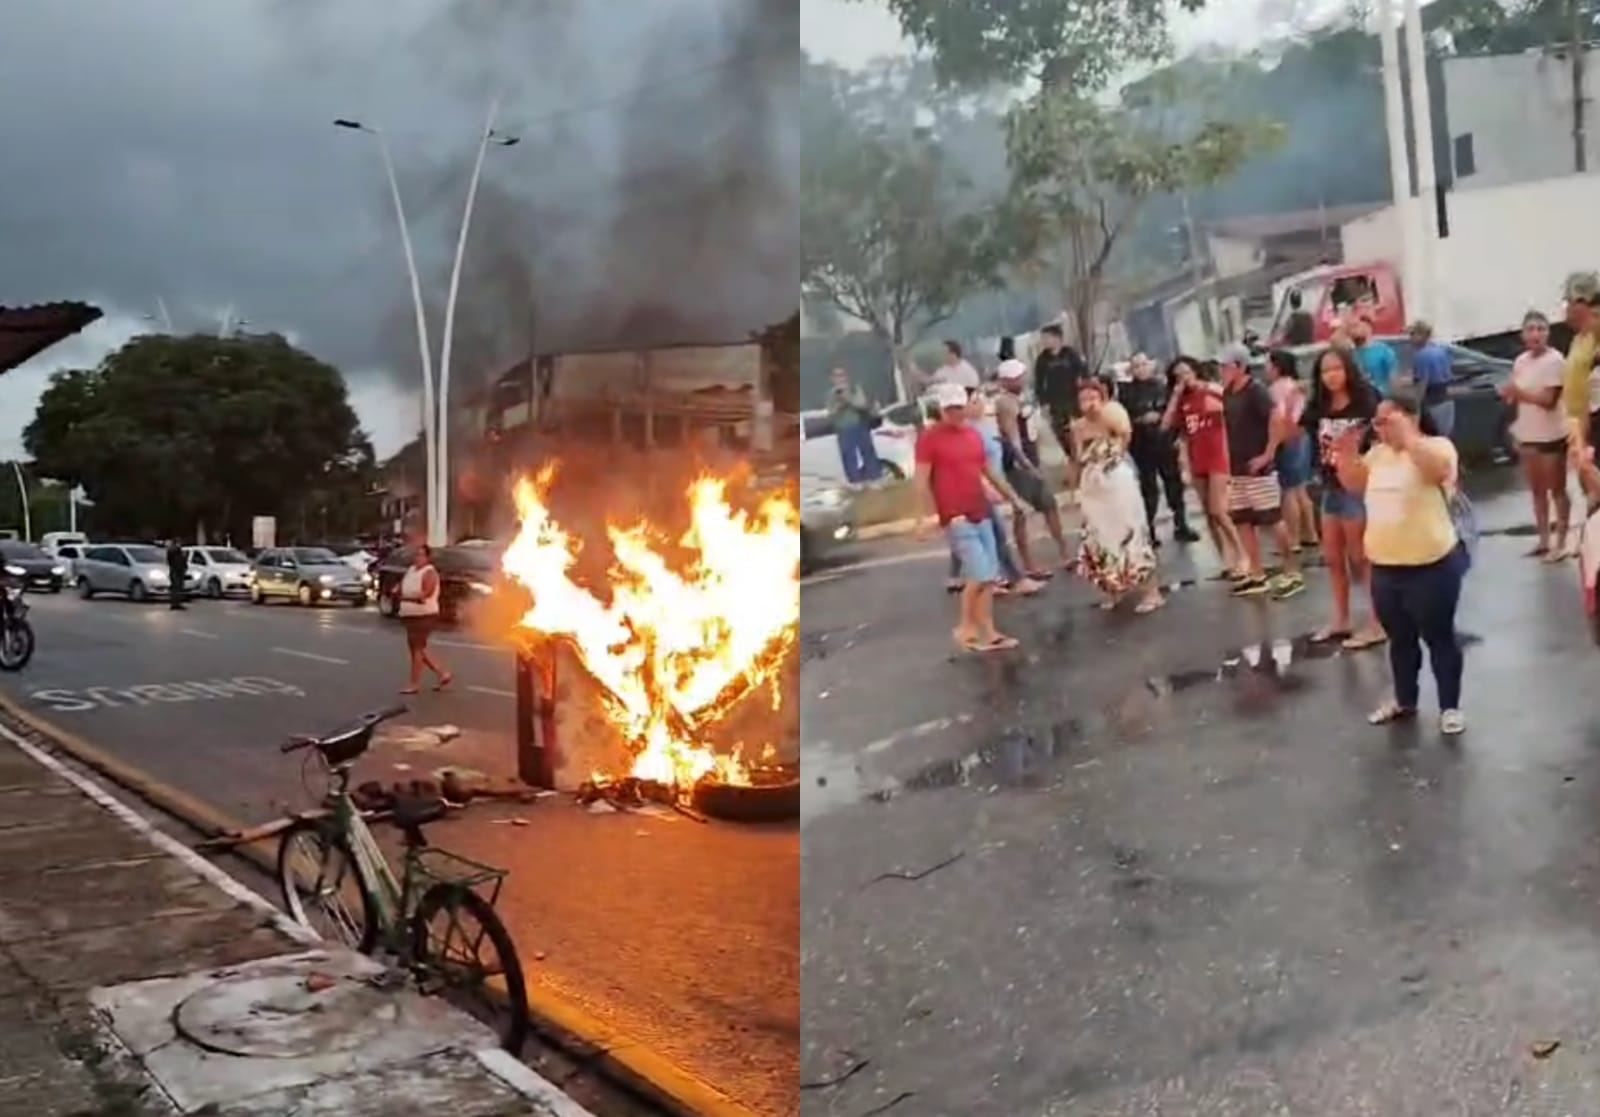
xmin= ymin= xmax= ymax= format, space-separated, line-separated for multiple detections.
xmin=1218 ymin=342 xmax=1252 ymax=369
xmin=932 ymin=382 xmax=968 ymax=411
xmin=1406 ymin=319 xmax=1432 ymax=338
xmin=1564 ymin=271 xmax=1600 ymax=303
xmin=996 ymin=358 xmax=1027 ymax=382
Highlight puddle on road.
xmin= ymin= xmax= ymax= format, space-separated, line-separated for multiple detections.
xmin=805 ymin=627 xmax=1485 ymax=821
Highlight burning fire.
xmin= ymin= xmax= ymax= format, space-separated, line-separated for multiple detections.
xmin=500 ymin=466 xmax=800 ymax=790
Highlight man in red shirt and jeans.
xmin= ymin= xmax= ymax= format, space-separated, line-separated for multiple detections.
xmin=917 ymin=383 xmax=1028 ymax=652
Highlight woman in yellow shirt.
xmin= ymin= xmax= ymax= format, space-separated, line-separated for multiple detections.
xmin=1333 ymin=396 xmax=1467 ymax=735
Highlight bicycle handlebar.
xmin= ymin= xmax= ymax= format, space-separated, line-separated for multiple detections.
xmin=279 ymin=703 xmax=409 ymax=754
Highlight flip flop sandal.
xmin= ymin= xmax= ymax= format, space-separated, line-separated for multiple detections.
xmin=1542 ymin=548 xmax=1568 ymax=564
xmin=1367 ymin=700 xmax=1416 ymax=725
xmin=968 ymin=635 xmax=1020 ymax=653
xmin=1310 ymin=627 xmax=1352 ymax=644
xmin=399 ymin=687 xmax=420 ymax=695
xmin=434 ymin=675 xmax=454 ymax=692
xmin=1026 ymin=569 xmax=1055 ymax=580
xmin=1342 ymin=631 xmax=1388 ymax=651
xmin=1526 ymin=544 xmax=1549 ymax=558
xmin=1134 ymin=595 xmax=1166 ymax=614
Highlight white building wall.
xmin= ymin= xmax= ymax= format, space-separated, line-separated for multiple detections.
xmin=1205 ymin=234 xmax=1263 ymax=279
xmin=1443 ymin=49 xmax=1600 ymax=191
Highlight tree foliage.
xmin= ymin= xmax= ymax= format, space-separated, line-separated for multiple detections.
xmin=24 ymin=332 xmax=373 ymax=542
xmin=800 ymin=57 xmax=1004 ymax=348
xmin=867 ymin=0 xmax=1206 ymax=90
xmin=1002 ymin=73 xmax=1285 ymax=366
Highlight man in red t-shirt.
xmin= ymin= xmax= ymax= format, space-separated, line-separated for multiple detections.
xmin=1162 ymin=359 xmax=1244 ymax=577
xmin=917 ymin=383 xmax=1027 ymax=652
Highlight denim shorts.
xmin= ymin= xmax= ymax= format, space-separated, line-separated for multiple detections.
xmin=1321 ymin=486 xmax=1365 ymax=519
xmin=1276 ymin=437 xmax=1313 ymax=488
xmin=945 ymin=516 xmax=1000 ymax=585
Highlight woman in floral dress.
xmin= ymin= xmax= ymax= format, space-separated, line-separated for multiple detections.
xmin=1071 ymin=379 xmax=1166 ymax=613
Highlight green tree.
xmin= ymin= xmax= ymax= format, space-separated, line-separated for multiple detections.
xmin=24 ymin=332 xmax=370 ymax=542
xmin=1002 ymin=73 xmax=1284 ymax=366
xmin=801 ymin=56 xmax=1003 ymax=373
xmin=865 ymin=0 xmax=1206 ymax=90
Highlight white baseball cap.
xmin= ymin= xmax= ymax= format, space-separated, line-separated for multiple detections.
xmin=996 ymin=358 xmax=1027 ymax=381
xmin=932 ymin=382 xmax=968 ymax=411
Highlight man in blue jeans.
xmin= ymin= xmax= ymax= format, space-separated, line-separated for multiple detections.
xmin=825 ymin=367 xmax=882 ymax=484
xmin=917 ymin=382 xmax=1027 ymax=652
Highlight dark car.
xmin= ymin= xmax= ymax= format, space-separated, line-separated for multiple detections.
xmin=0 ymin=540 xmax=66 ymax=593
xmin=1254 ymin=337 xmax=1514 ymax=461
xmin=373 ymin=543 xmax=500 ymax=623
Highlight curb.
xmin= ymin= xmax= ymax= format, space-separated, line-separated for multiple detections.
xmin=0 ymin=690 xmax=758 ymax=1117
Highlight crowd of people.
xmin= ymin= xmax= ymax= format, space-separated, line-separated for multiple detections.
xmin=894 ymin=269 xmax=1600 ymax=736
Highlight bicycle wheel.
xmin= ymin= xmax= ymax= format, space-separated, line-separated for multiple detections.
xmin=410 ymin=884 xmax=529 ymax=1053
xmin=276 ymin=819 xmax=378 ymax=953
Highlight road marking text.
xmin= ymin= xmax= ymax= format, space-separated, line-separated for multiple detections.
xmin=29 ymin=676 xmax=305 ymax=713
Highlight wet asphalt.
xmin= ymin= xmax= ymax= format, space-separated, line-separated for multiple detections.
xmin=800 ymin=469 xmax=1600 ymax=1116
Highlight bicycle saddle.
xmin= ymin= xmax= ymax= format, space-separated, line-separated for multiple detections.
xmin=390 ymin=794 xmax=447 ymax=830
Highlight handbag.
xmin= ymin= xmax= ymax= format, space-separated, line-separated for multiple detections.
xmin=1442 ymin=483 xmax=1479 ymax=567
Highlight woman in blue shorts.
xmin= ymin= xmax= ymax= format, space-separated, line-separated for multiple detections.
xmin=1301 ymin=347 xmax=1386 ymax=649
xmin=1267 ymin=350 xmax=1318 ymax=552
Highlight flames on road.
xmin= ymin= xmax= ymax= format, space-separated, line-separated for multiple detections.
xmin=500 ymin=465 xmax=800 ymax=790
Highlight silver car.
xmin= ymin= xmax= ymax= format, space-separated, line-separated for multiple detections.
xmin=250 ymin=546 xmax=368 ymax=607
xmin=800 ymin=475 xmax=857 ymax=575
xmin=77 ymin=543 xmax=196 ymax=602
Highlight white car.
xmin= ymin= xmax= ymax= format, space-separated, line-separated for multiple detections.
xmin=185 ymin=545 xmax=255 ymax=598
xmin=799 ymin=402 xmax=920 ymax=485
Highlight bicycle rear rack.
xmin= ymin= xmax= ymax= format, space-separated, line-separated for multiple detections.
xmin=411 ymin=846 xmax=507 ymax=910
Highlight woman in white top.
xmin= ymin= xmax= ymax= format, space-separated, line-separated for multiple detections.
xmin=396 ymin=543 xmax=452 ymax=695
xmin=1502 ymin=310 xmax=1572 ymax=560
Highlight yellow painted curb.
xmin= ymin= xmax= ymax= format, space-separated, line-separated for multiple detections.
xmin=0 ymin=690 xmax=761 ymax=1117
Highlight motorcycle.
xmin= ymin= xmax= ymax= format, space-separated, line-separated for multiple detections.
xmin=0 ymin=574 xmax=35 ymax=671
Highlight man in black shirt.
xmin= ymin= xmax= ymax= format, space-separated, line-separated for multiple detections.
xmin=1118 ymin=354 xmax=1197 ymax=546
xmin=1033 ymin=324 xmax=1087 ymax=459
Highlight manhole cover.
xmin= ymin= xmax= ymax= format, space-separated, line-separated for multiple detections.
xmin=174 ymin=970 xmax=404 ymax=1058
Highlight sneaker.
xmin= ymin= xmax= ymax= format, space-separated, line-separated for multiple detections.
xmin=1173 ymin=525 xmax=1201 ymax=543
xmin=1269 ymin=572 xmax=1306 ymax=600
xmin=1440 ymin=709 xmax=1466 ymax=736
xmin=1232 ymin=575 xmax=1270 ymax=597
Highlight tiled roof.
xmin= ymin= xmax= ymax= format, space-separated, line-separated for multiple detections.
xmin=0 ymin=301 xmax=103 ymax=376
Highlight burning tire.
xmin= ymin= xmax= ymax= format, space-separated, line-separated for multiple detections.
xmin=691 ymin=772 xmax=799 ymax=823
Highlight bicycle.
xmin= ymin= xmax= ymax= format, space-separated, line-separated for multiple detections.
xmin=274 ymin=703 xmax=530 ymax=1052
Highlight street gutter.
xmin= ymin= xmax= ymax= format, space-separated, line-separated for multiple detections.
xmin=0 ymin=689 xmax=761 ymax=1117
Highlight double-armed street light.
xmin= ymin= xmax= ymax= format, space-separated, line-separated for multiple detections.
xmin=336 ymin=103 xmax=519 ymax=547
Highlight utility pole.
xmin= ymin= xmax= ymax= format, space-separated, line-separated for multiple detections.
xmin=1179 ymin=191 xmax=1215 ymax=351
xmin=1571 ymin=0 xmax=1588 ymax=173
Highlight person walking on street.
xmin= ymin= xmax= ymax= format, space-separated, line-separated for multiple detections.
xmin=1071 ymin=379 xmax=1166 ymax=614
xmin=165 ymin=539 xmax=187 ymax=611
xmin=1266 ymin=349 xmax=1318 ymax=551
xmin=1303 ymin=346 xmax=1385 ymax=649
xmin=1350 ymin=314 xmax=1398 ymax=398
xmin=397 ymin=544 xmax=452 ymax=694
xmin=1120 ymin=353 xmax=1197 ymax=547
xmin=1333 ymin=395 xmax=1469 ymax=735
xmin=917 ymin=382 xmax=1028 ymax=652
xmin=950 ymin=387 xmax=1041 ymax=596
xmin=1033 ymin=324 xmax=1087 ymax=469
xmin=1164 ymin=357 xmax=1245 ymax=577
xmin=994 ymin=358 xmax=1074 ymax=577
xmin=825 ymin=367 xmax=883 ymax=486
xmin=1219 ymin=344 xmax=1304 ymax=599
xmin=1504 ymin=310 xmax=1572 ymax=561
xmin=1409 ymin=321 xmax=1455 ymax=436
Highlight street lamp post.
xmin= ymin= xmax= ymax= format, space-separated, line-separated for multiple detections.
xmin=10 ymin=463 xmax=30 ymax=543
xmin=337 ymin=106 xmax=516 ymax=547
xmin=437 ymin=100 xmax=519 ymax=544
xmin=336 ymin=117 xmax=441 ymax=545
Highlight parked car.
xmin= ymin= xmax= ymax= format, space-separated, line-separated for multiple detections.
xmin=800 ymin=474 xmax=857 ymax=575
xmin=372 ymin=544 xmax=499 ymax=623
xmin=1254 ymin=338 xmax=1514 ymax=461
xmin=40 ymin=531 xmax=88 ymax=559
xmin=77 ymin=543 xmax=197 ymax=602
xmin=250 ymin=547 xmax=368 ymax=606
xmin=798 ymin=403 xmax=920 ymax=485
xmin=0 ymin=540 xmax=67 ymax=593
xmin=185 ymin=545 xmax=255 ymax=598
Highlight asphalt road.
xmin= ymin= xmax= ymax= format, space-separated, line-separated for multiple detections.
xmin=801 ymin=474 xmax=1600 ymax=1116
xmin=0 ymin=592 xmax=798 ymax=1117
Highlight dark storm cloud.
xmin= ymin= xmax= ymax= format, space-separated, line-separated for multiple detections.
xmin=0 ymin=0 xmax=797 ymax=442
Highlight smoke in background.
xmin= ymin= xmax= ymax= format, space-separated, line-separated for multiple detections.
xmin=358 ymin=0 xmax=798 ymax=398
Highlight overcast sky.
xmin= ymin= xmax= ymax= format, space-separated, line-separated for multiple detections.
xmin=0 ymin=0 xmax=796 ymax=461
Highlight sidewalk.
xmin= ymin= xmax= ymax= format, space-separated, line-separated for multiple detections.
xmin=0 ymin=720 xmax=593 ymax=1117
